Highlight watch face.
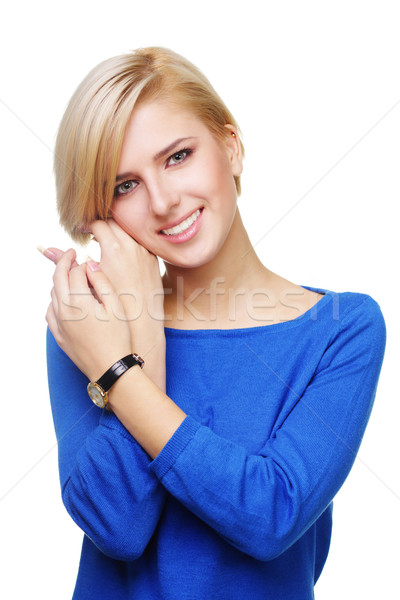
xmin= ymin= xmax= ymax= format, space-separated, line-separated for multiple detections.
xmin=87 ymin=382 xmax=107 ymax=408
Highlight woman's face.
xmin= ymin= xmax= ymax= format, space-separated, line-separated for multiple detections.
xmin=110 ymin=100 xmax=242 ymax=269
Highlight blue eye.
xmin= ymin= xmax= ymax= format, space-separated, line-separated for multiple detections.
xmin=167 ymin=148 xmax=192 ymax=166
xmin=114 ymin=180 xmax=138 ymax=197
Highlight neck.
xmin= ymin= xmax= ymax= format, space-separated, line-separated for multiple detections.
xmin=162 ymin=209 xmax=272 ymax=327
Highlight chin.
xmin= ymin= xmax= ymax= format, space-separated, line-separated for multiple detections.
xmin=161 ymin=255 xmax=209 ymax=269
xmin=160 ymin=243 xmax=223 ymax=270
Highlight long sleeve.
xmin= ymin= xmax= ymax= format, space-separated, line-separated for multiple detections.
xmin=46 ymin=328 xmax=166 ymax=561
xmin=150 ymin=295 xmax=386 ymax=561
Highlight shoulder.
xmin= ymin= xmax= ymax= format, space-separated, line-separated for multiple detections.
xmin=340 ymin=292 xmax=386 ymax=356
xmin=307 ymin=287 xmax=386 ymax=367
xmin=322 ymin=288 xmax=385 ymax=333
xmin=304 ymin=285 xmax=385 ymax=324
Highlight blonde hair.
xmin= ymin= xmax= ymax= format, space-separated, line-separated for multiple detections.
xmin=54 ymin=47 xmax=244 ymax=243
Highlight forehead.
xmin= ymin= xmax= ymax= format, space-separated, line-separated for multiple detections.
xmin=118 ymin=101 xmax=212 ymax=160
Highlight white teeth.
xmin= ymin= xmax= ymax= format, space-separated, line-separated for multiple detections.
xmin=162 ymin=209 xmax=201 ymax=235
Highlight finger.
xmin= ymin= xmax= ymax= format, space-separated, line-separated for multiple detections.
xmin=68 ymin=261 xmax=90 ymax=287
xmin=68 ymin=263 xmax=100 ymax=312
xmin=89 ymin=220 xmax=119 ymax=261
xmin=48 ymin=247 xmax=80 ymax=268
xmin=52 ymin=248 xmax=77 ymax=306
xmin=56 ymin=262 xmax=94 ymax=322
xmin=89 ymin=220 xmax=116 ymax=243
xmin=38 ymin=245 xmax=79 ymax=268
xmin=38 ymin=245 xmax=58 ymax=262
xmin=106 ymin=218 xmax=137 ymax=243
xmin=85 ymin=259 xmax=115 ymax=310
xmin=65 ymin=258 xmax=102 ymax=303
xmin=107 ymin=218 xmax=158 ymax=259
xmin=106 ymin=218 xmax=154 ymax=259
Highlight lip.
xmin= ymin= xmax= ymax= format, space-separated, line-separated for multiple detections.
xmin=158 ymin=208 xmax=204 ymax=244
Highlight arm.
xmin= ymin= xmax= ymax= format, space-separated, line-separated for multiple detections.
xmin=43 ymin=223 xmax=170 ymax=561
xmin=47 ymin=327 xmax=167 ymax=562
xmin=46 ymin=247 xmax=385 ymax=561
xmin=108 ymin=296 xmax=386 ymax=560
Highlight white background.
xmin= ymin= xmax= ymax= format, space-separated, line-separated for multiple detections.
xmin=1 ymin=1 xmax=399 ymax=598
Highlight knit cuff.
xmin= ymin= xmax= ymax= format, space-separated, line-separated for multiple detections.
xmin=150 ymin=416 xmax=201 ymax=480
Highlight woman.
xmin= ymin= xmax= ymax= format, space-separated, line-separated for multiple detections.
xmin=43 ymin=47 xmax=386 ymax=599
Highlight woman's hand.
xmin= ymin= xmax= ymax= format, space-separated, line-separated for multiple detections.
xmin=46 ymin=249 xmax=132 ymax=382
xmin=40 ymin=220 xmax=166 ymax=390
xmin=89 ymin=219 xmax=164 ymax=329
xmin=88 ymin=220 xmax=166 ymax=391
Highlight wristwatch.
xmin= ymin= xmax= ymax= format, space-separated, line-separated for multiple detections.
xmin=87 ymin=353 xmax=145 ymax=408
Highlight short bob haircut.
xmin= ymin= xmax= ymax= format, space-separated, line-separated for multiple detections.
xmin=54 ymin=47 xmax=245 ymax=244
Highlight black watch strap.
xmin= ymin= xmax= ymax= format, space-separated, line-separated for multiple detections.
xmin=97 ymin=354 xmax=144 ymax=392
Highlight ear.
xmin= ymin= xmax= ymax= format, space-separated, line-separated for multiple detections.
xmin=223 ymin=124 xmax=243 ymax=177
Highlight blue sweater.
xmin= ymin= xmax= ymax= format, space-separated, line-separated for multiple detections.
xmin=47 ymin=287 xmax=386 ymax=599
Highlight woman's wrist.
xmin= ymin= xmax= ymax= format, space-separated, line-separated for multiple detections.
xmin=129 ymin=325 xmax=166 ymax=391
xmin=107 ymin=366 xmax=186 ymax=458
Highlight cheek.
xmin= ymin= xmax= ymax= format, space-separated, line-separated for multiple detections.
xmin=188 ymin=151 xmax=236 ymax=198
xmin=207 ymin=145 xmax=237 ymax=194
xmin=110 ymin=201 xmax=148 ymax=242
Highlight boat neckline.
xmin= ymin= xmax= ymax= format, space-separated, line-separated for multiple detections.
xmin=164 ymin=285 xmax=333 ymax=335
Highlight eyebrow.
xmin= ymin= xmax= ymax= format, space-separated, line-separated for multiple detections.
xmin=115 ymin=136 xmax=197 ymax=184
xmin=153 ymin=137 xmax=196 ymax=161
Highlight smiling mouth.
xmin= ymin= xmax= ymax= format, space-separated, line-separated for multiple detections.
xmin=160 ymin=209 xmax=202 ymax=236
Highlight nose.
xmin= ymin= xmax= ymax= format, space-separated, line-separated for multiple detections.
xmin=147 ymin=177 xmax=181 ymax=217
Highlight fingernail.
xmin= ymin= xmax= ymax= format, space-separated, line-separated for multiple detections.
xmin=85 ymin=257 xmax=101 ymax=271
xmin=37 ymin=245 xmax=57 ymax=260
